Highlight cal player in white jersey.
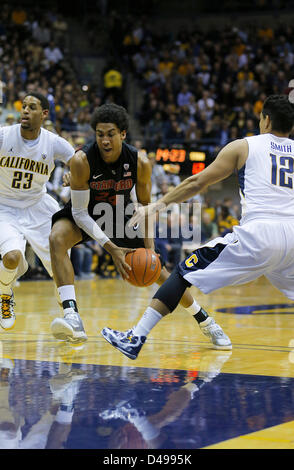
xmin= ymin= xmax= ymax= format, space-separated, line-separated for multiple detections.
xmin=100 ymin=94 xmax=294 ymax=360
xmin=0 ymin=92 xmax=75 ymax=330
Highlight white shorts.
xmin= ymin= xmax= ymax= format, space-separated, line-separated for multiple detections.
xmin=0 ymin=194 xmax=60 ymax=279
xmin=178 ymin=219 xmax=294 ymax=301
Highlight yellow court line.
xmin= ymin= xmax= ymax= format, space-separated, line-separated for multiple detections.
xmin=204 ymin=420 xmax=294 ymax=449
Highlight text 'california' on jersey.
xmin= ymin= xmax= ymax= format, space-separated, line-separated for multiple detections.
xmin=238 ymin=133 xmax=294 ymax=223
xmin=0 ymin=124 xmax=74 ymax=208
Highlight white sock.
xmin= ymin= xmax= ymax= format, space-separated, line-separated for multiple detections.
xmin=57 ymin=285 xmax=76 ymax=303
xmin=0 ymin=261 xmax=17 ymax=294
xmin=133 ymin=307 xmax=162 ymax=337
xmin=185 ymin=299 xmax=201 ymax=315
xmin=57 ymin=285 xmax=78 ymax=315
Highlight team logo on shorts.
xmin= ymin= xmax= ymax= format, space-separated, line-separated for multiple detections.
xmin=185 ymin=253 xmax=198 ymax=268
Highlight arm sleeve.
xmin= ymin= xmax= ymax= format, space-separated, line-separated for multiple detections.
xmin=71 ymin=189 xmax=110 ymax=247
xmin=53 ymin=135 xmax=75 ymax=164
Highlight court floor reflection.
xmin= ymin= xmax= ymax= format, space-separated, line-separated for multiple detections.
xmin=1 ymin=352 xmax=294 ymax=449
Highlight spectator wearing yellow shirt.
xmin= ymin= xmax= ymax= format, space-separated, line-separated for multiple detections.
xmin=103 ymin=63 xmax=124 ymax=105
xmin=218 ymin=206 xmax=239 ymax=236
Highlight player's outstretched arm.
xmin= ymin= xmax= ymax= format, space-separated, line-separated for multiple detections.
xmin=130 ymin=139 xmax=248 ymax=226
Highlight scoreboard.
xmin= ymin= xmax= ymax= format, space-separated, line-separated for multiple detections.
xmin=154 ymin=148 xmax=210 ymax=175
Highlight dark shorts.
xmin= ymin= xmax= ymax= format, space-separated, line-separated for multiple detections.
xmin=51 ymin=203 xmax=145 ymax=249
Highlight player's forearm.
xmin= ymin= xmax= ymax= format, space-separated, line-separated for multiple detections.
xmin=143 ymin=214 xmax=155 ymax=250
xmin=71 ymin=189 xmax=110 ymax=247
xmin=157 ymin=175 xmax=203 ymax=208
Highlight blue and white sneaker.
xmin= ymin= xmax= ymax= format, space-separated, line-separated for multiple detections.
xmin=101 ymin=327 xmax=146 ymax=360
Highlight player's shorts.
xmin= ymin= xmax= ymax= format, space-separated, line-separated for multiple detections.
xmin=52 ymin=202 xmax=145 ymax=250
xmin=177 ymin=218 xmax=294 ymax=301
xmin=0 ymin=193 xmax=60 ymax=280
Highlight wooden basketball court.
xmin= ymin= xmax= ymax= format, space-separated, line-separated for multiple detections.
xmin=1 ymin=275 xmax=294 ymax=450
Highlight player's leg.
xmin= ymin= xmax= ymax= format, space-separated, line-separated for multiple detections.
xmin=0 ymin=210 xmax=28 ymax=329
xmin=23 ymin=194 xmax=71 ymax=308
xmin=49 ymin=218 xmax=87 ymax=342
xmin=101 ymin=230 xmax=255 ymax=358
xmin=102 ymin=267 xmax=231 ymax=359
xmin=156 ymin=266 xmax=231 ymax=348
xmin=24 ymin=196 xmax=87 ymax=343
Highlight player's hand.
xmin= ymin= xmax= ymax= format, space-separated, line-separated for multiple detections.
xmin=62 ymin=172 xmax=71 ymax=187
xmin=107 ymin=245 xmax=135 ymax=280
xmin=128 ymin=202 xmax=159 ymax=228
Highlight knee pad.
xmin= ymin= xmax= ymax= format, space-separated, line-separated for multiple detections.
xmin=153 ymin=267 xmax=191 ymax=313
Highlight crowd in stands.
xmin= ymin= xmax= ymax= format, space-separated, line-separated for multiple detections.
xmin=96 ymin=10 xmax=294 ymax=158
xmin=2 ymin=3 xmax=294 ymax=279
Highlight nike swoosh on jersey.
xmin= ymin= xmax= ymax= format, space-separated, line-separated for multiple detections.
xmin=93 ymin=174 xmax=103 ymax=179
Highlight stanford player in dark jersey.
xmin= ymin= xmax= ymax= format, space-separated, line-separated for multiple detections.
xmin=49 ymin=104 xmax=224 ymax=347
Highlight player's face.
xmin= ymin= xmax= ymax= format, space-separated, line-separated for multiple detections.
xmin=20 ymin=96 xmax=48 ymax=131
xmin=95 ymin=123 xmax=126 ymax=163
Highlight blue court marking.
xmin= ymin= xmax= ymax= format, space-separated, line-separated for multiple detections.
xmin=216 ymin=303 xmax=294 ymax=315
xmin=1 ymin=359 xmax=294 ymax=449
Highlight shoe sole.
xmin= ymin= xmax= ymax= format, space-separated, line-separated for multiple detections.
xmin=51 ymin=319 xmax=88 ymax=343
xmin=101 ymin=330 xmax=137 ymax=360
xmin=0 ymin=322 xmax=16 ymax=331
xmin=212 ymin=343 xmax=232 ymax=350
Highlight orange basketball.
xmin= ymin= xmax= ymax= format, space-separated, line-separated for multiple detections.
xmin=125 ymin=248 xmax=161 ymax=287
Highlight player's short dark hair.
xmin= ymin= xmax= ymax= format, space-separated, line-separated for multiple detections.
xmin=262 ymin=95 xmax=294 ymax=133
xmin=90 ymin=103 xmax=129 ymax=132
xmin=23 ymin=92 xmax=50 ymax=110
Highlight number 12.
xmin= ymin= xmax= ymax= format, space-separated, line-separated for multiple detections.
xmin=270 ymin=153 xmax=293 ymax=188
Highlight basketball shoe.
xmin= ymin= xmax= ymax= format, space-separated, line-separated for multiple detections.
xmin=199 ymin=316 xmax=232 ymax=350
xmin=0 ymin=291 xmax=16 ymax=330
xmin=50 ymin=308 xmax=87 ymax=343
xmin=101 ymin=327 xmax=146 ymax=360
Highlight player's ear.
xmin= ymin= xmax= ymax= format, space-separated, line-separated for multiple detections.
xmin=42 ymin=109 xmax=49 ymax=120
xmin=265 ymin=114 xmax=271 ymax=130
xmin=121 ymin=130 xmax=127 ymax=140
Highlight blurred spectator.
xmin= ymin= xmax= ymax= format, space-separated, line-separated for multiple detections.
xmin=177 ymin=83 xmax=193 ymax=108
xmin=218 ymin=206 xmax=239 ymax=236
xmin=44 ymin=40 xmax=63 ymax=66
xmin=71 ymin=242 xmax=95 ymax=280
xmin=32 ymin=19 xmax=51 ymax=45
xmin=147 ymin=152 xmax=168 ymax=199
xmin=155 ymin=212 xmax=183 ymax=271
xmin=103 ymin=62 xmax=124 ymax=105
xmin=163 ymin=164 xmax=181 ymax=187
xmin=11 ymin=5 xmax=27 ymax=26
xmin=3 ymin=113 xmax=16 ymax=126
xmin=201 ymin=211 xmax=219 ymax=243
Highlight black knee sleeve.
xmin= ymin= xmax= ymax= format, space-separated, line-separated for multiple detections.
xmin=153 ymin=267 xmax=191 ymax=313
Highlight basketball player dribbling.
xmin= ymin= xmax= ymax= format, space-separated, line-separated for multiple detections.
xmin=101 ymin=95 xmax=294 ymax=360
xmin=0 ymin=92 xmax=75 ymax=330
xmin=49 ymin=103 xmax=231 ymax=348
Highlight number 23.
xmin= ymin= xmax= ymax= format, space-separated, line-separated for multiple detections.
xmin=11 ymin=171 xmax=33 ymax=189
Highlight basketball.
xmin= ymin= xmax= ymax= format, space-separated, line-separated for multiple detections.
xmin=125 ymin=248 xmax=161 ymax=287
